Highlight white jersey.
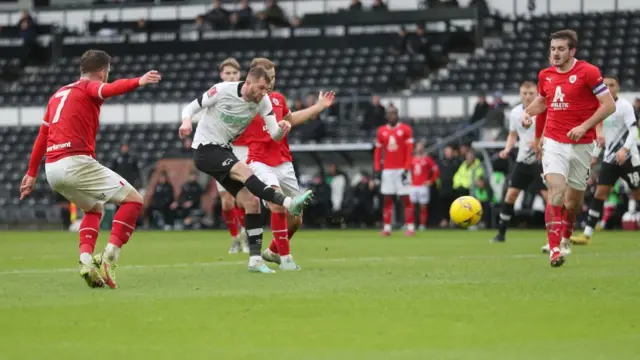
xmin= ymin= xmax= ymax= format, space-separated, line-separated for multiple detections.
xmin=601 ymin=97 xmax=640 ymax=166
xmin=183 ymin=81 xmax=283 ymax=147
xmin=509 ymin=104 xmax=537 ymax=164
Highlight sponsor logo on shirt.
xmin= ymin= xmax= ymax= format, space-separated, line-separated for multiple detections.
xmin=46 ymin=142 xmax=71 ymax=152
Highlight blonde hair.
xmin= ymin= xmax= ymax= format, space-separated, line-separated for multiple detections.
xmin=250 ymin=57 xmax=275 ymax=70
xmin=219 ymin=58 xmax=241 ymax=72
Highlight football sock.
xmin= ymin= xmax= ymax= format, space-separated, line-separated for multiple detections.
xmin=584 ymin=198 xmax=604 ymax=237
xmin=245 ymin=213 xmax=264 ymax=257
xmin=236 ymin=205 xmax=246 ymax=229
xmin=79 ymin=211 xmax=101 ymax=257
xmin=271 ymin=211 xmax=290 ymax=256
xmin=402 ymin=196 xmax=415 ymax=231
xmin=222 ymin=208 xmax=239 ymax=238
xmin=268 ymin=239 xmax=279 ymax=253
xmin=108 ymin=202 xmax=142 ymax=261
xmin=419 ymin=204 xmax=428 ymax=226
xmin=561 ymin=207 xmax=577 ymax=240
xmin=244 ymin=175 xmax=288 ymax=206
xmin=498 ymin=203 xmax=515 ymax=236
xmin=382 ymin=196 xmax=394 ymax=230
xmin=545 ymin=204 xmax=563 ymax=250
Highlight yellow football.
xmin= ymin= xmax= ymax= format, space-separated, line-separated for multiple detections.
xmin=449 ymin=196 xmax=483 ymax=228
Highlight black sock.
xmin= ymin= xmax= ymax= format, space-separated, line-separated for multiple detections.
xmin=245 ymin=213 xmax=264 ymax=256
xmin=244 ymin=175 xmax=287 ymax=206
xmin=586 ymin=198 xmax=604 ymax=229
xmin=498 ymin=202 xmax=515 ymax=236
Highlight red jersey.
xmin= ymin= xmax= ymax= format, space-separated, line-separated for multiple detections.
xmin=537 ymin=59 xmax=608 ymax=144
xmin=27 ymin=77 xmax=140 ymax=176
xmin=411 ymin=154 xmax=440 ymax=186
xmin=374 ymin=123 xmax=414 ymax=171
xmin=233 ymin=130 xmax=250 ymax=146
xmin=245 ymin=92 xmax=292 ymax=166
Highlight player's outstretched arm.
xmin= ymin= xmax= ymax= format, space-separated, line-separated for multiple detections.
xmin=287 ymin=91 xmax=336 ymax=127
xmin=500 ymin=131 xmax=518 ymax=159
xmin=87 ymin=71 xmax=161 ymax=99
xmin=21 ymin=121 xmax=50 ymax=200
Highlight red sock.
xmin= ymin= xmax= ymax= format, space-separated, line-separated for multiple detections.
xmin=271 ymin=211 xmax=290 ymax=256
xmin=420 ymin=204 xmax=428 ymax=226
xmin=402 ymin=196 xmax=414 ymax=228
xmin=545 ymin=204 xmax=564 ymax=250
xmin=268 ymin=239 xmax=279 ymax=254
xmin=383 ymin=196 xmax=394 ymax=226
xmin=236 ymin=205 xmax=246 ymax=229
xmin=222 ymin=208 xmax=239 ymax=237
xmin=603 ymin=205 xmax=615 ymax=225
xmin=79 ymin=212 xmax=101 ymax=254
xmin=109 ymin=202 xmax=142 ymax=248
xmin=561 ymin=209 xmax=576 ymax=239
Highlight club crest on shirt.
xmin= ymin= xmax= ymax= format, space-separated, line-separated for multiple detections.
xmin=569 ymin=75 xmax=577 ymax=84
xmin=272 ymin=98 xmax=279 ymax=105
xmin=207 ymin=86 xmax=218 ymax=97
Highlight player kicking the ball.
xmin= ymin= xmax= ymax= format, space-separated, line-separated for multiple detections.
xmin=241 ymin=58 xmax=335 ymax=270
xmin=179 ymin=67 xmax=313 ymax=273
xmin=374 ymin=108 xmax=415 ymax=236
xmin=521 ymin=29 xmax=616 ymax=267
xmin=20 ymin=49 xmax=161 ymax=288
xmin=492 ymin=81 xmax=549 ymax=243
xmin=211 ymin=58 xmax=249 ymax=254
xmin=571 ymin=76 xmax=640 ymax=245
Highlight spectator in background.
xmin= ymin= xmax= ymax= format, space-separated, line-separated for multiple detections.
xmin=473 ymin=176 xmax=494 ymax=228
xmin=634 ymin=98 xmax=640 ymax=120
xmin=167 ymin=137 xmax=194 ymax=158
xmin=174 ymin=172 xmax=204 ymax=228
xmin=458 ymin=144 xmax=470 ymax=160
xmin=292 ymin=98 xmax=305 ymax=112
xmin=231 ymin=0 xmax=254 ymax=30
xmin=437 ymin=145 xmax=461 ymax=226
xmin=349 ymin=0 xmax=363 ymax=11
xmin=110 ymin=143 xmax=141 ymax=188
xmin=148 ymin=173 xmax=175 ymax=230
xmin=135 ymin=18 xmax=148 ymax=34
xmin=470 ymin=92 xmax=491 ymax=124
xmin=362 ymin=95 xmax=386 ymax=131
xmin=371 ymin=0 xmax=388 ymax=11
xmin=258 ymin=0 xmax=290 ymax=28
xmin=453 ymin=149 xmax=484 ymax=198
xmin=350 ymin=171 xmax=377 ymax=227
xmin=326 ymin=163 xmax=348 ymax=215
xmin=17 ymin=11 xmax=47 ymax=68
xmin=306 ymin=174 xmax=332 ymax=227
xmin=469 ymin=0 xmax=490 ymax=17
xmin=183 ymin=15 xmax=212 ymax=32
xmin=206 ymin=0 xmax=231 ymax=30
xmin=392 ymin=28 xmax=409 ymax=54
xmin=491 ymin=92 xmax=509 ymax=110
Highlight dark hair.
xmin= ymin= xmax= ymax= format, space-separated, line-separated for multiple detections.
xmin=247 ymin=66 xmax=272 ymax=84
xmin=80 ymin=49 xmax=111 ymax=74
xmin=550 ymin=29 xmax=578 ymax=49
xmin=604 ymin=75 xmax=619 ymax=84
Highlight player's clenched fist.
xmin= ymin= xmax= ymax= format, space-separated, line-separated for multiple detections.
xmin=278 ymin=120 xmax=292 ymax=135
xmin=567 ymin=124 xmax=587 ymax=141
xmin=520 ymin=112 xmax=533 ymax=129
xmin=139 ymin=70 xmax=162 ymax=86
xmin=179 ymin=118 xmax=193 ymax=139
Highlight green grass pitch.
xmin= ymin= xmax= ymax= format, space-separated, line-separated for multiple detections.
xmin=1 ymin=229 xmax=639 ymax=359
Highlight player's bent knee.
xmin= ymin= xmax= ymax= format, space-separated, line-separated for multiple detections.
xmin=121 ymin=189 xmax=143 ymax=204
xmin=87 ymin=203 xmax=104 ymax=214
xmin=230 ymin=162 xmax=253 ymax=183
xmin=220 ymin=191 xmax=235 ymax=210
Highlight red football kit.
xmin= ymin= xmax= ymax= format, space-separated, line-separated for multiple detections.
xmin=374 ymin=123 xmax=414 ymax=171
xmin=411 ymin=155 xmax=440 ymax=186
xmin=245 ymin=91 xmax=292 ymax=166
xmin=537 ymin=59 xmax=608 ymax=144
xmin=27 ymin=78 xmax=140 ymax=176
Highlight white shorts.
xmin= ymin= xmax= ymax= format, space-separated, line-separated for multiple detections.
xmin=410 ymin=186 xmax=430 ymax=204
xmin=380 ymin=169 xmax=411 ymax=196
xmin=542 ymin=137 xmax=595 ymax=191
xmin=217 ymin=145 xmax=249 ymax=193
xmin=248 ymin=161 xmax=301 ymax=197
xmin=45 ymin=155 xmax=134 ymax=210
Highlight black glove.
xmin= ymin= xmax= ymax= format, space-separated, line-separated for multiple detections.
xmin=401 ymin=170 xmax=410 ymax=184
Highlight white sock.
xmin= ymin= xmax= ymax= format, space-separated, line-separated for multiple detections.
xmin=383 ymin=224 xmax=392 ymax=232
xmin=105 ymin=243 xmax=121 ymax=262
xmin=249 ymin=255 xmax=262 ymax=265
xmin=584 ymin=226 xmax=594 ymax=237
xmin=281 ymin=254 xmax=293 ymax=262
xmin=283 ymin=197 xmax=292 ymax=209
xmin=80 ymin=252 xmax=93 ymax=266
xmin=407 ymin=223 xmax=415 ymax=232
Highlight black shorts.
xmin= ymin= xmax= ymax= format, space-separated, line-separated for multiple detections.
xmin=598 ymin=161 xmax=640 ymax=189
xmin=509 ymin=162 xmax=546 ymax=191
xmin=194 ymin=144 xmax=244 ymax=197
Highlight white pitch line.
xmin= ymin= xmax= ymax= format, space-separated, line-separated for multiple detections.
xmin=0 ymin=251 xmax=637 ymax=276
